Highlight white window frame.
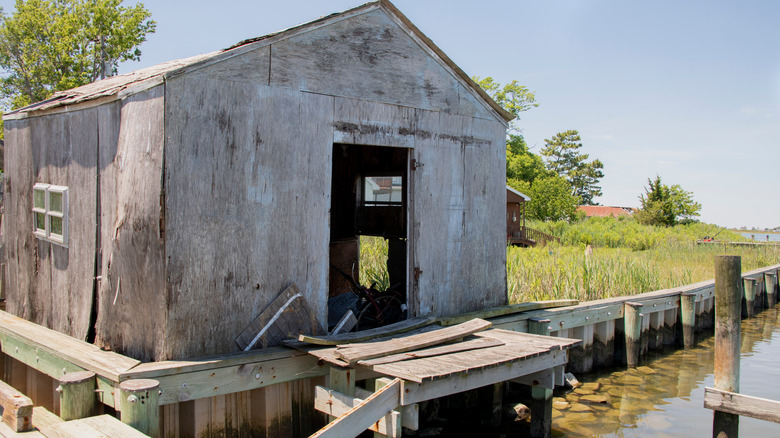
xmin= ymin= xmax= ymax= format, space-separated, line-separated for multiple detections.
xmin=32 ymin=183 xmax=68 ymax=246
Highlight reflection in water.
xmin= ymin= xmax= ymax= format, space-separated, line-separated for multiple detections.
xmin=552 ymin=306 xmax=780 ymax=437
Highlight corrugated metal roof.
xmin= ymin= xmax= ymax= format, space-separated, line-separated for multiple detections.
xmin=6 ymin=0 xmax=514 ymax=123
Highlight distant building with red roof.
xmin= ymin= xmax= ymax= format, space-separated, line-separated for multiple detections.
xmin=577 ymin=205 xmax=635 ymax=218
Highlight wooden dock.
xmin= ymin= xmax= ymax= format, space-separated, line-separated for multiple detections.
xmin=295 ymin=319 xmax=579 ymax=437
xmin=0 ymin=264 xmax=775 ymax=437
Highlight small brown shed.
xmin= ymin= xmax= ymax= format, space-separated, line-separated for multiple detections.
xmin=2 ymin=0 xmax=511 ymax=361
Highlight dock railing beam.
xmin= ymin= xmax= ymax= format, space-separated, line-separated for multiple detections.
xmin=713 ymin=255 xmax=741 ymax=438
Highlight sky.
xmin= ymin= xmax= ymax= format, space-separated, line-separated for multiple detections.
xmin=3 ymin=0 xmax=777 ymax=229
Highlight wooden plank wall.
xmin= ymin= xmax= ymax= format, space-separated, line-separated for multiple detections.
xmin=3 ymin=110 xmax=98 ymax=341
xmin=93 ymin=87 xmax=168 ymax=362
xmin=162 ymin=7 xmax=507 ymax=359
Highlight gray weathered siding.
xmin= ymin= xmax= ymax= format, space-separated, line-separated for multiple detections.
xmin=269 ymin=8 xmax=494 ymax=121
xmin=163 ymin=77 xmax=333 ymax=359
xmin=3 ymin=110 xmax=98 ymax=340
xmin=94 ymin=86 xmax=168 ymax=361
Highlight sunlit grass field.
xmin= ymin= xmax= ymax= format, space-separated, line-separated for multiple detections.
xmin=359 ymin=217 xmax=780 ymax=303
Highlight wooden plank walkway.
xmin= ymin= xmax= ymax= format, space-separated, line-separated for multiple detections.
xmin=304 ymin=319 xmax=579 ymax=437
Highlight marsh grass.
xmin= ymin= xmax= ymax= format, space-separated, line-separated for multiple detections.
xmin=359 ymin=235 xmax=390 ymax=290
xmin=358 ymin=218 xmax=780 ymax=303
xmin=507 ymin=242 xmax=780 ymax=303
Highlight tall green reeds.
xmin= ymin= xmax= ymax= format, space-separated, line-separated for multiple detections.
xmin=506 ymin=241 xmax=780 ymax=303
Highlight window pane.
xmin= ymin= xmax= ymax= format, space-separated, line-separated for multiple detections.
xmin=34 ymin=190 xmax=46 ymax=209
xmin=49 ymin=192 xmax=63 ymax=212
xmin=35 ymin=212 xmax=46 ymax=231
xmin=50 ymin=216 xmax=63 ymax=236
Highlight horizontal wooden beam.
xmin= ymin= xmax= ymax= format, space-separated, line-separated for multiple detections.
xmin=704 ymin=387 xmax=780 ymax=424
xmin=0 ymin=379 xmax=33 ymax=432
xmin=311 ymin=378 xmax=402 ymax=438
xmin=0 ymin=311 xmax=139 ymax=382
xmin=137 ymin=351 xmax=327 ymax=405
xmin=315 ymin=386 xmax=400 ymax=437
xmin=401 ymin=349 xmax=567 ymax=405
xmin=356 ymin=385 xmax=418 ymax=430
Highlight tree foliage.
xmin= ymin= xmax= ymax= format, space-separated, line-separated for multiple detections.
xmin=0 ymin=0 xmax=156 ymax=109
xmin=512 ymin=175 xmax=579 ymax=222
xmin=472 ymin=76 xmax=538 ymax=131
xmin=540 ymin=130 xmax=604 ymax=205
xmin=635 ymin=176 xmax=701 ymax=227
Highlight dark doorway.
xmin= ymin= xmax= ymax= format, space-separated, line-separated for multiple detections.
xmin=328 ymin=144 xmax=408 ymax=331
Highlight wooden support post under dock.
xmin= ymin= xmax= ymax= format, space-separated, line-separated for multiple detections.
xmin=680 ymin=293 xmax=697 ymax=347
xmin=527 ymin=318 xmax=553 ymax=438
xmin=743 ymin=278 xmax=757 ymax=318
xmin=713 ymin=255 xmax=741 ymax=438
xmin=57 ymin=371 xmax=97 ymax=421
xmin=623 ymin=302 xmax=642 ymax=368
xmin=764 ymin=272 xmax=777 ymax=307
xmin=119 ymin=379 xmax=160 ymax=438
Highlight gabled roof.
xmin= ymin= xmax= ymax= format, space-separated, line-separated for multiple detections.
xmin=577 ymin=205 xmax=635 ymax=218
xmin=507 ymin=186 xmax=530 ymax=202
xmin=6 ymin=0 xmax=513 ymax=123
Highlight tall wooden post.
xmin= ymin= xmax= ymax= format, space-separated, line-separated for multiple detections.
xmin=623 ymin=302 xmax=643 ymax=367
xmin=713 ymin=255 xmax=741 ymax=438
xmin=57 ymin=371 xmax=97 ymax=421
xmin=680 ymin=293 xmax=697 ymax=347
xmin=119 ymin=379 xmax=160 ymax=438
xmin=743 ymin=278 xmax=757 ymax=318
xmin=527 ymin=318 xmax=553 ymax=438
xmin=764 ymin=272 xmax=777 ymax=307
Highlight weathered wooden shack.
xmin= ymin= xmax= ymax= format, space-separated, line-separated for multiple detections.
xmin=2 ymin=0 xmax=511 ymax=362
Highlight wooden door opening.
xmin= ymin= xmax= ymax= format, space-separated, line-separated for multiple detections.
xmin=328 ymin=144 xmax=408 ymax=332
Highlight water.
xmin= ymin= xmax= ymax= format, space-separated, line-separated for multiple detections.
xmin=552 ymin=306 xmax=780 ymax=437
xmin=740 ymin=232 xmax=780 ymax=242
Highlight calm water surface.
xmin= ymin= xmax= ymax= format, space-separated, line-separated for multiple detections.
xmin=552 ymin=306 xmax=780 ymax=437
xmin=739 ymin=232 xmax=780 ymax=242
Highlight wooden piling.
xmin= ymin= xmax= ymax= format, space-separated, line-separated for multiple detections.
xmin=527 ymin=318 xmax=553 ymax=438
xmin=765 ymin=272 xmax=777 ymax=307
xmin=743 ymin=278 xmax=757 ymax=318
xmin=119 ymin=379 xmax=160 ymax=438
xmin=57 ymin=371 xmax=97 ymax=421
xmin=680 ymin=293 xmax=697 ymax=347
xmin=713 ymin=255 xmax=741 ymax=438
xmin=328 ymin=368 xmax=355 ymax=423
xmin=623 ymin=302 xmax=643 ymax=368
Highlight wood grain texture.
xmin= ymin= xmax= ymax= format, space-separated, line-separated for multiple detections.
xmin=93 ymin=87 xmax=167 ymax=362
xmin=270 ymin=9 xmax=495 ymax=122
xmin=39 ymin=414 xmax=150 ymax=438
xmin=0 ymin=379 xmax=33 ymax=432
xmin=335 ymin=319 xmax=491 ymax=364
xmin=235 ymin=283 xmax=324 ymax=351
xmin=314 ymin=386 xmax=400 ymax=437
xmin=411 ymin=110 xmax=506 ymax=317
xmin=4 ymin=107 xmax=97 ymax=342
xmin=704 ymin=387 xmax=780 ymax=424
xmin=163 ymin=78 xmax=333 ymax=359
xmin=311 ymin=378 xmax=400 ymax=438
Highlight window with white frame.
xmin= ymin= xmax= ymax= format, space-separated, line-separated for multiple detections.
xmin=33 ymin=183 xmax=68 ymax=246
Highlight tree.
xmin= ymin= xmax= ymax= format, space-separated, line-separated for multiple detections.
xmin=635 ymin=176 xmax=701 ymax=226
xmin=0 ymin=0 xmax=156 ymax=109
xmin=473 ymin=77 xmax=547 ymax=187
xmin=506 ymin=134 xmax=548 ymax=185
xmin=540 ymin=130 xmax=604 ymax=205
xmin=511 ymin=175 xmax=579 ymax=222
xmin=472 ymin=76 xmax=538 ymax=131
